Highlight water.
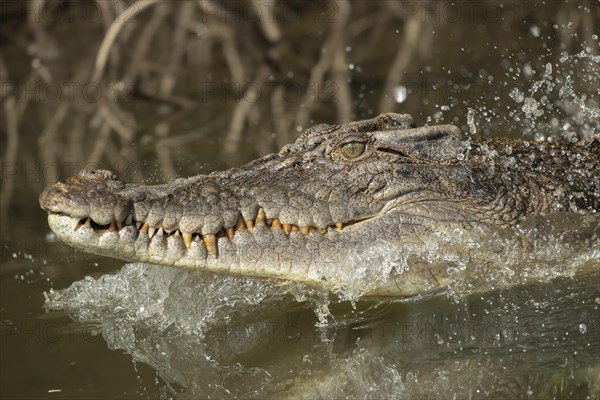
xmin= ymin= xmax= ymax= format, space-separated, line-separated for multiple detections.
xmin=1 ymin=1 xmax=599 ymax=399
xmin=42 ymin=215 xmax=600 ymax=398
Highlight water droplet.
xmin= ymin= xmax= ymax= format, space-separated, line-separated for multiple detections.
xmin=527 ymin=387 xmax=534 ymax=396
xmin=509 ymin=88 xmax=525 ymax=103
xmin=467 ymin=108 xmax=476 ymax=134
xmin=393 ymin=85 xmax=407 ymax=103
xmin=578 ymin=323 xmax=587 ymax=334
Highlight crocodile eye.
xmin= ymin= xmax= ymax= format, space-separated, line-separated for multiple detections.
xmin=341 ymin=141 xmax=366 ymax=158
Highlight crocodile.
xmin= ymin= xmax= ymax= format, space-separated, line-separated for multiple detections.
xmin=39 ymin=113 xmax=599 ymax=297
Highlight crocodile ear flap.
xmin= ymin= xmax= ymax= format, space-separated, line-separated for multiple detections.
xmin=374 ymin=125 xmax=470 ymax=162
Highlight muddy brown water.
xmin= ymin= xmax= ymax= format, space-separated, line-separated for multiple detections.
xmin=1 ymin=1 xmax=599 ymax=399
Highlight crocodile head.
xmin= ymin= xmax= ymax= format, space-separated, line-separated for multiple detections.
xmin=39 ymin=113 xmax=598 ymax=297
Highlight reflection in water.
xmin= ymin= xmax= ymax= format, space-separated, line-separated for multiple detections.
xmin=45 ymin=214 xmax=599 ymax=398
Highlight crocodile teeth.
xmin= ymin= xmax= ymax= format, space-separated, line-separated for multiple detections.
xmin=85 ymin=218 xmax=91 ymax=227
xmin=319 ymin=228 xmax=327 ymax=234
xmin=140 ymin=222 xmax=149 ymax=234
xmin=148 ymin=226 xmax=156 ymax=239
xmin=203 ymin=234 xmax=217 ymax=257
xmin=72 ymin=218 xmax=83 ymax=231
xmin=116 ymin=220 xmax=123 ymax=230
xmin=245 ymin=219 xmax=254 ymax=230
xmin=271 ymin=218 xmax=282 ymax=230
xmin=299 ymin=226 xmax=309 ymax=235
xmin=336 ymin=223 xmax=343 ymax=231
xmin=136 ymin=221 xmax=142 ymax=229
xmin=108 ymin=222 xmax=117 ymax=232
xmin=283 ymin=224 xmax=292 ymax=234
xmin=182 ymin=232 xmax=192 ymax=249
xmin=157 ymin=227 xmax=164 ymax=236
xmin=255 ymin=208 xmax=266 ymax=226
xmin=235 ymin=217 xmax=246 ymax=231
xmin=125 ymin=215 xmax=133 ymax=225
xmin=226 ymin=227 xmax=234 ymax=240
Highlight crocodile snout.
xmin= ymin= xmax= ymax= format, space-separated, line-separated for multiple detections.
xmin=39 ymin=169 xmax=131 ymax=225
xmin=39 ymin=181 xmax=70 ymax=212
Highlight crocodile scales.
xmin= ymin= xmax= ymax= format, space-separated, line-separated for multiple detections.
xmin=39 ymin=113 xmax=599 ymax=297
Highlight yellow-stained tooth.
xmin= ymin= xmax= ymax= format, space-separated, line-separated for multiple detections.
xmin=336 ymin=223 xmax=343 ymax=231
xmin=226 ymin=227 xmax=234 ymax=240
xmin=235 ymin=217 xmax=246 ymax=231
xmin=140 ymin=222 xmax=149 ymax=233
xmin=300 ymin=226 xmax=309 ymax=235
xmin=108 ymin=222 xmax=116 ymax=232
xmin=271 ymin=218 xmax=282 ymax=230
xmin=255 ymin=208 xmax=266 ymax=226
xmin=203 ymin=234 xmax=217 ymax=257
xmin=182 ymin=232 xmax=192 ymax=249
xmin=283 ymin=224 xmax=292 ymax=234
xmin=245 ymin=219 xmax=254 ymax=230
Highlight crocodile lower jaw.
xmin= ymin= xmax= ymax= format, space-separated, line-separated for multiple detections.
xmin=46 ymin=209 xmax=361 ymax=263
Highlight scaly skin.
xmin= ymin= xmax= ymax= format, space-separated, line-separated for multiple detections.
xmin=39 ymin=113 xmax=599 ymax=297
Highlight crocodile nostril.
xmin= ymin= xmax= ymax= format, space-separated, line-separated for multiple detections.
xmin=78 ymin=169 xmax=116 ymax=180
xmin=50 ymin=184 xmax=68 ymax=195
